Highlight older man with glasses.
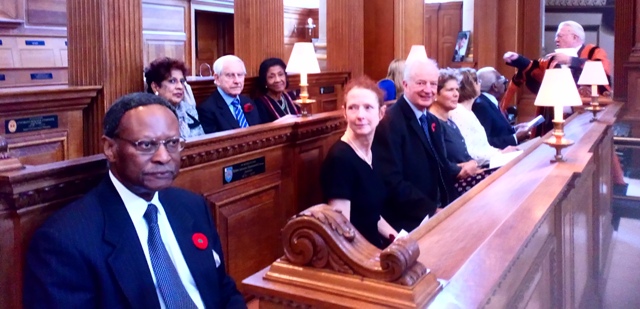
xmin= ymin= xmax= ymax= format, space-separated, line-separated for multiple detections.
xmin=197 ymin=55 xmax=266 ymax=134
xmin=24 ymin=92 xmax=246 ymax=309
xmin=472 ymin=67 xmax=530 ymax=149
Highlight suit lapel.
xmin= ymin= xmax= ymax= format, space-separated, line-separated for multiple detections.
xmin=398 ymin=98 xmax=437 ymax=158
xmin=213 ymin=91 xmax=241 ymax=129
xmin=160 ymin=190 xmax=219 ymax=308
xmin=100 ymin=178 xmax=159 ymax=308
xmin=482 ymin=94 xmax=511 ymax=127
xmin=240 ymin=96 xmax=259 ymax=125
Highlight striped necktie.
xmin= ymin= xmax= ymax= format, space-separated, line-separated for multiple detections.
xmin=144 ymin=204 xmax=197 ymax=309
xmin=231 ymin=98 xmax=249 ymax=128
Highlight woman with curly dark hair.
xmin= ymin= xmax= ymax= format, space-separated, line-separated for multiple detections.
xmin=255 ymin=58 xmax=300 ymax=121
xmin=145 ymin=57 xmax=205 ymax=138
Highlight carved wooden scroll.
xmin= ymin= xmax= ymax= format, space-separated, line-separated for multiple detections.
xmin=281 ymin=204 xmax=426 ymax=286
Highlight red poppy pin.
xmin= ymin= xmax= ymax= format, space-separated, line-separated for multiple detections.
xmin=431 ymin=122 xmax=436 ymax=132
xmin=192 ymin=233 xmax=208 ymax=250
xmin=243 ymin=103 xmax=253 ymax=113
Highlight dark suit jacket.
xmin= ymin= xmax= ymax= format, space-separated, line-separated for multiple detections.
xmin=197 ymin=90 xmax=264 ymax=134
xmin=24 ymin=177 xmax=246 ymax=309
xmin=373 ymin=97 xmax=459 ymax=232
xmin=472 ymin=93 xmax=517 ymax=149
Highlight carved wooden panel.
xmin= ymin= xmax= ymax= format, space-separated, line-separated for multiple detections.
xmin=67 ymin=0 xmax=144 ymax=155
xmin=6 ymin=131 xmax=68 ymax=165
xmin=424 ymin=4 xmax=439 ymax=62
xmin=393 ymin=0 xmax=425 ymax=60
xmin=207 ymin=173 xmax=284 ymax=286
xmin=438 ymin=2 xmax=462 ymax=67
xmin=26 ymin=0 xmax=66 ymax=26
xmin=142 ymin=0 xmax=190 ymax=70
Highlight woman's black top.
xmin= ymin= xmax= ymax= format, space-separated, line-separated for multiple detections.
xmin=320 ymin=140 xmax=389 ymax=249
xmin=438 ymin=117 xmax=473 ymax=164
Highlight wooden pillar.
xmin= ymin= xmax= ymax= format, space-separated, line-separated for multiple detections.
xmin=326 ymin=0 xmax=364 ymax=76
xmin=394 ymin=0 xmax=425 ymax=60
xmin=615 ymin=0 xmax=635 ymax=102
xmin=67 ymin=0 xmax=144 ymax=154
xmin=234 ymin=0 xmax=285 ymax=76
xmin=623 ymin=0 xmax=640 ymax=117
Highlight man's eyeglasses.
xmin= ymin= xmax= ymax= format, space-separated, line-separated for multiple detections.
xmin=114 ymin=136 xmax=185 ymax=154
xmin=497 ymin=76 xmax=509 ymax=86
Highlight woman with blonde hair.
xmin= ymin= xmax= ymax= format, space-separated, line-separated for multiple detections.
xmin=377 ymin=59 xmax=405 ymax=104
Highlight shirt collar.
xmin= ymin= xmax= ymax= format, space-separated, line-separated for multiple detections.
xmin=403 ymin=94 xmax=427 ymax=121
xmin=217 ymin=87 xmax=238 ymax=107
xmin=482 ymin=92 xmax=499 ymax=107
xmin=109 ymin=171 xmax=161 ymax=221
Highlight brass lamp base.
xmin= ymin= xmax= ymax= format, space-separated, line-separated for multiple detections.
xmin=294 ymin=99 xmax=315 ymax=117
xmin=584 ymin=95 xmax=605 ymax=122
xmin=543 ymin=120 xmax=574 ymax=163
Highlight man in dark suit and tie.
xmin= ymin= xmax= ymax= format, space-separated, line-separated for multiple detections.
xmin=24 ymin=93 xmax=246 ymax=309
xmin=373 ymin=58 xmax=479 ymax=232
xmin=472 ymin=67 xmax=530 ymax=149
xmin=197 ymin=55 xmax=264 ymax=134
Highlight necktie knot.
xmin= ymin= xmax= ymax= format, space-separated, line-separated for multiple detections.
xmin=144 ymin=203 xmax=159 ymax=226
xmin=231 ymin=97 xmax=240 ymax=107
xmin=419 ymin=114 xmax=428 ymax=125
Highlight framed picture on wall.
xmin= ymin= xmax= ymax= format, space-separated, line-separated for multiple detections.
xmin=452 ymin=31 xmax=470 ymax=62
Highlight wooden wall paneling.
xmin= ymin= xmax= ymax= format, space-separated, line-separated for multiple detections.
xmin=67 ymin=0 xmax=143 ymax=155
xmin=424 ymin=4 xmax=440 ymax=62
xmin=194 ymin=10 xmax=234 ymax=74
xmin=234 ymin=0 xmax=284 ymax=77
xmin=326 ymin=0 xmax=364 ymax=77
xmin=473 ymin=0 xmax=499 ymax=68
xmin=26 ymin=0 xmax=67 ymax=26
xmin=0 ymin=85 xmax=100 ymax=162
xmin=614 ymin=0 xmax=634 ymax=102
xmin=362 ymin=0 xmax=394 ymax=81
xmin=142 ymin=0 xmax=190 ymax=71
xmin=0 ymin=0 xmax=23 ymax=22
xmin=622 ymin=0 xmax=640 ymax=117
xmin=515 ymin=0 xmax=543 ymax=121
xmin=393 ymin=0 xmax=425 ymax=60
xmin=437 ymin=2 xmax=462 ymax=68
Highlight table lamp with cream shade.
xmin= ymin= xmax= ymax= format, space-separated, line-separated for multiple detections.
xmin=534 ymin=68 xmax=583 ymax=162
xmin=578 ymin=60 xmax=610 ymax=122
xmin=286 ymin=42 xmax=321 ymax=116
xmin=406 ymin=45 xmax=428 ymax=62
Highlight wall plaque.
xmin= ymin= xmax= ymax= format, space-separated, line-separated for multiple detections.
xmin=25 ymin=40 xmax=45 ymax=46
xmin=5 ymin=115 xmax=58 ymax=134
xmin=223 ymin=157 xmax=266 ymax=184
xmin=30 ymin=73 xmax=53 ymax=80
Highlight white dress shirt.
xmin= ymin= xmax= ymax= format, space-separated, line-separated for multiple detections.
xmin=449 ymin=104 xmax=501 ymax=165
xmin=109 ymin=171 xmax=205 ymax=309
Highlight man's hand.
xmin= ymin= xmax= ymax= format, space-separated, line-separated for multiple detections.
xmin=515 ymin=127 xmax=530 ymax=143
xmin=545 ymin=52 xmax=572 ymax=65
xmin=513 ymin=123 xmax=528 ymax=130
xmin=457 ymin=160 xmax=482 ymax=179
xmin=503 ymin=51 xmax=519 ymax=63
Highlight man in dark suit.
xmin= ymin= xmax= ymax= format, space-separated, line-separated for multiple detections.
xmin=24 ymin=93 xmax=246 ymax=309
xmin=472 ymin=67 xmax=529 ymax=149
xmin=197 ymin=55 xmax=264 ymax=134
xmin=373 ymin=58 xmax=479 ymax=232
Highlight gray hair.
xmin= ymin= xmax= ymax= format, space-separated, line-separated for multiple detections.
xmin=477 ymin=67 xmax=498 ymax=92
xmin=213 ymin=55 xmax=246 ymax=75
xmin=403 ymin=58 xmax=439 ymax=81
xmin=558 ymin=20 xmax=585 ymax=44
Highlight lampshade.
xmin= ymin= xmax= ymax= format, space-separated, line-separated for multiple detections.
xmin=286 ymin=42 xmax=321 ymax=74
xmin=534 ymin=68 xmax=582 ymax=107
xmin=577 ymin=61 xmax=609 ymax=86
xmin=406 ymin=45 xmax=428 ymax=63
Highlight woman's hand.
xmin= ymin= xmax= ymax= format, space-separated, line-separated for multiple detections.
xmin=500 ymin=146 xmax=520 ymax=153
xmin=457 ymin=160 xmax=482 ymax=179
